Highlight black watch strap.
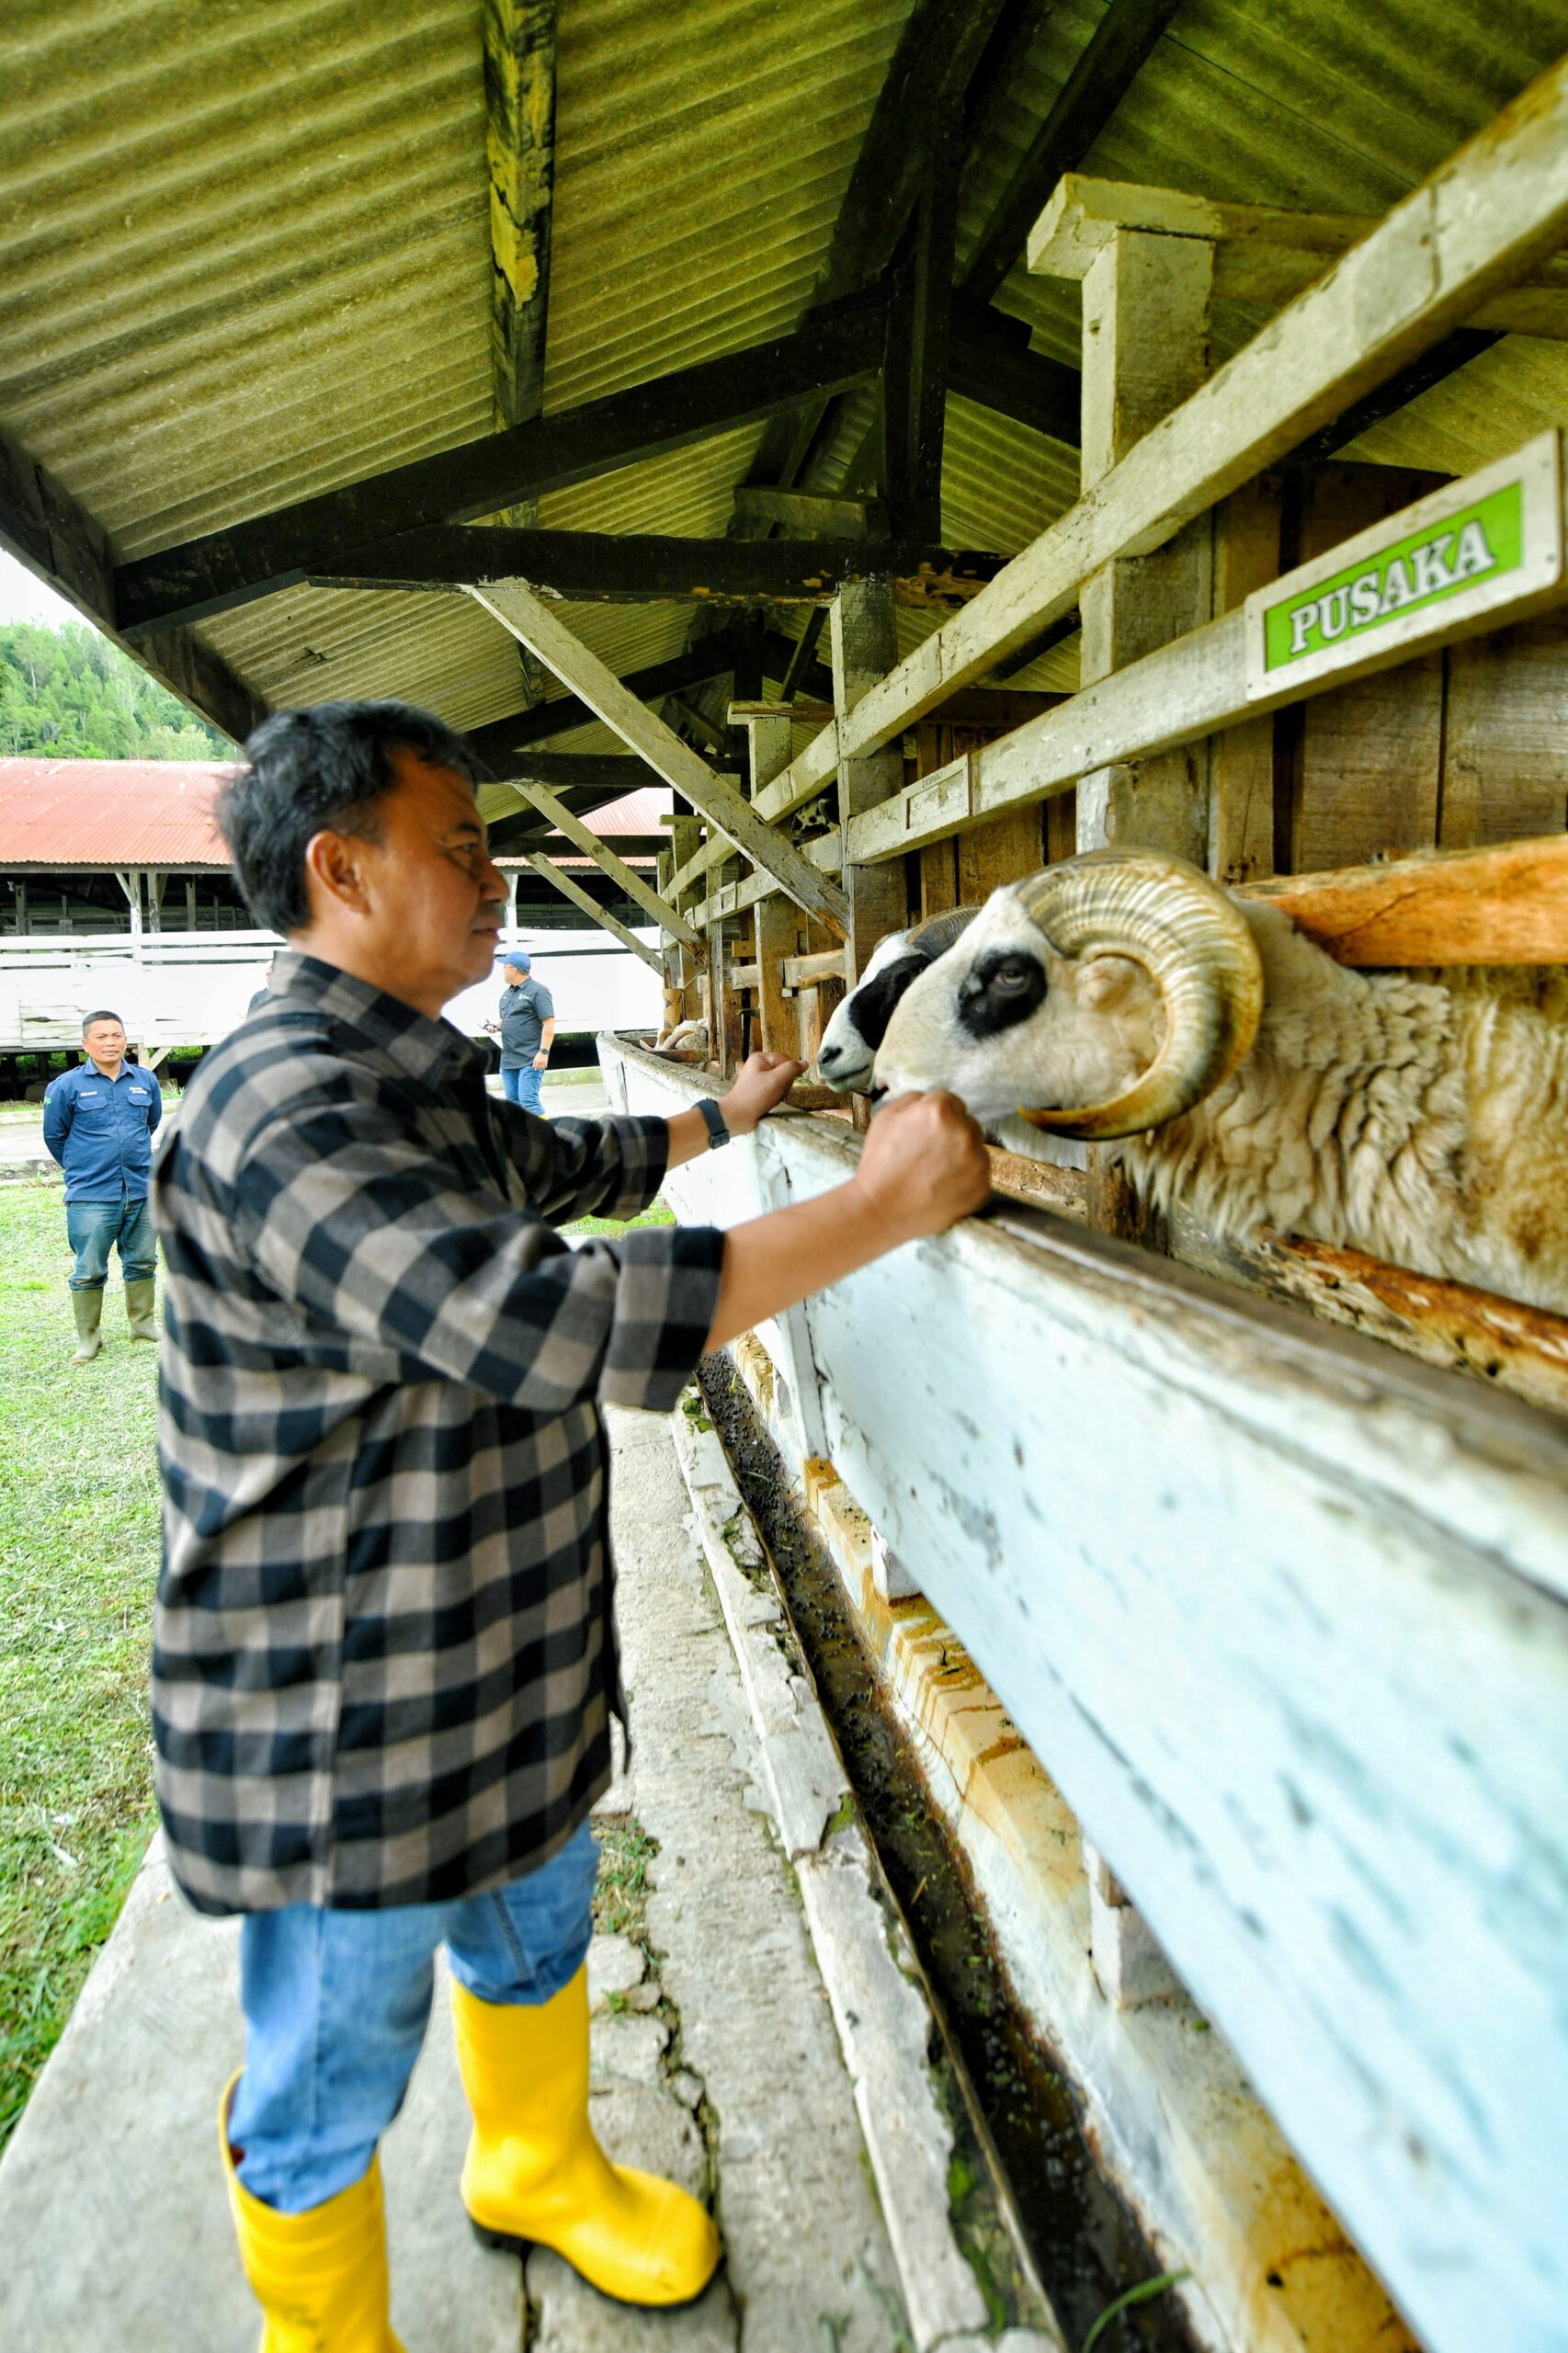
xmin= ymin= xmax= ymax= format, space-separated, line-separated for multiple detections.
xmin=695 ymin=1096 xmax=732 ymax=1150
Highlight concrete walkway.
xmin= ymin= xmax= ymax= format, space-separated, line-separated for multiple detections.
xmin=0 ymin=1408 xmax=908 ymax=2352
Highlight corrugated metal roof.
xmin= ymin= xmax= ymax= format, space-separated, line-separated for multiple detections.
xmin=4 ymin=0 xmax=1567 ymax=751
xmin=0 ymin=758 xmax=236 ymax=864
xmin=0 ymin=760 xmax=669 ymax=867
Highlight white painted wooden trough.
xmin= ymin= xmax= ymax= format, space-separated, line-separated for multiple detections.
xmin=599 ymin=1030 xmax=1568 ymax=2353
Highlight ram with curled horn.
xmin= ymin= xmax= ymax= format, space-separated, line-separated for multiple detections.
xmin=816 ymin=906 xmax=982 ymax=1096
xmin=873 ymin=847 xmax=1568 ymax=1314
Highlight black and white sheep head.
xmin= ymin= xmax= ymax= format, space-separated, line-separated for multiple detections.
xmin=873 ymin=849 xmax=1266 ymax=1142
xmin=816 ymin=906 xmax=979 ymax=1093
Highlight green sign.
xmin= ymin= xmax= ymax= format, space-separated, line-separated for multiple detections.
xmin=1244 ymin=432 xmax=1562 ymax=700
xmin=1264 ymin=484 xmax=1522 ymax=672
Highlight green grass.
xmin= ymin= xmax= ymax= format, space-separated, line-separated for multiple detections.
xmin=0 ymin=1181 xmax=163 ymax=2157
xmin=564 ymin=1198 xmax=676 ymax=1240
xmin=591 ymin=1817 xmax=658 ymax=1942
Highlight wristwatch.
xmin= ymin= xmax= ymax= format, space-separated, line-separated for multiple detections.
xmin=694 ymin=1097 xmax=732 ymax=1150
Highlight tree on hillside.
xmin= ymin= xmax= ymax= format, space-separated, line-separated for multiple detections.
xmin=0 ymin=621 xmax=232 ymax=759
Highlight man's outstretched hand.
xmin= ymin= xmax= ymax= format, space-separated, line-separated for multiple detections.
xmin=722 ymin=1051 xmax=805 ymax=1137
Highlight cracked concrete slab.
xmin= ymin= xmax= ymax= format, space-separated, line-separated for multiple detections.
xmin=607 ymin=1404 xmax=905 ymax=2353
xmin=0 ymin=1840 xmax=522 ymax=2353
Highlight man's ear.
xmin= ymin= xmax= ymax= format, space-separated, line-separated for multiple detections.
xmin=303 ymin=828 xmax=372 ymax=917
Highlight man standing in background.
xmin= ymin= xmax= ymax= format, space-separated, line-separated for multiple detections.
xmin=42 ymin=1009 xmax=161 ymax=1362
xmin=494 ymin=950 xmax=555 ymax=1113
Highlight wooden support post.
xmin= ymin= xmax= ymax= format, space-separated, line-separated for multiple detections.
xmin=1051 ymin=215 xmax=1214 ymax=1242
xmin=523 ymin=853 xmax=663 ymax=971
xmin=184 ymin=877 xmax=197 ymax=929
xmin=705 ymin=909 xmax=744 ymax=1075
xmin=146 ymin=870 xmax=165 ymax=935
xmin=1074 ymin=227 xmax=1214 ymax=863
xmin=833 ymin=580 xmax=911 ymax=1117
xmin=666 ymin=815 xmax=703 ymax=1023
xmin=744 ymin=713 xmax=799 ymax=1060
xmin=117 ymin=869 xmax=144 ymax=958
xmin=1209 ymin=473 xmax=1279 ymax=886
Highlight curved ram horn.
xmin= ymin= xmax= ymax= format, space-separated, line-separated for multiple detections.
xmin=905 ymin=904 xmax=979 ymax=961
xmin=1012 ymin=849 xmax=1264 ymax=1141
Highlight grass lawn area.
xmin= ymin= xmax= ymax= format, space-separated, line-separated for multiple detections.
xmin=0 ymin=1180 xmax=162 ymax=2159
xmin=0 ymin=1177 xmax=676 ymax=2159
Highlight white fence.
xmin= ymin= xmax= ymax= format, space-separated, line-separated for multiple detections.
xmin=599 ymin=1031 xmax=1568 ymax=2353
xmin=0 ymin=926 xmax=661 ymax=1054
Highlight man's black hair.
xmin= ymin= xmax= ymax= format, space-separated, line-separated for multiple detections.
xmin=218 ymin=701 xmax=478 ymax=935
xmin=82 ymin=1009 xmax=125 ymax=1035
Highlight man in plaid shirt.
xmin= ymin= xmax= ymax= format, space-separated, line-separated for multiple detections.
xmin=152 ymin=701 xmax=987 ymax=2347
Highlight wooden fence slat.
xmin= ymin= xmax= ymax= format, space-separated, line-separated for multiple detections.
xmin=845 ymin=434 xmax=1568 ymax=870
xmin=1242 ymin=835 xmax=1568 ymax=965
xmin=756 ymin=54 xmax=1568 ymax=810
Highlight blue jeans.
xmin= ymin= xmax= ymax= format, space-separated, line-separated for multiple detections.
xmin=66 ymin=1198 xmax=155 ymax=1289
xmin=501 ymin=1063 xmax=544 ymax=1114
xmin=228 ymin=1820 xmax=599 ymax=2213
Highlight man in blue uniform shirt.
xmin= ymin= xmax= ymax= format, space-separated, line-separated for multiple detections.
xmin=42 ymin=1008 xmax=162 ymax=1362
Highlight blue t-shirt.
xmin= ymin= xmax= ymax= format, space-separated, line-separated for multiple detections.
xmin=42 ymin=1062 xmax=163 ymax=1202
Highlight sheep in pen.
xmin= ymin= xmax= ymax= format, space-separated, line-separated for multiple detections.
xmin=868 ymin=848 xmax=1568 ymax=1314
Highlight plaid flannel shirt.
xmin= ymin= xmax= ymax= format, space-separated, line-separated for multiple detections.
xmin=151 ymin=951 xmax=723 ymax=1915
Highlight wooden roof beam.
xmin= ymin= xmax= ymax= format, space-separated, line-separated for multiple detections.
xmin=484 ymin=0 xmax=556 ymax=448
xmin=483 ymin=0 xmax=558 ymax=713
xmin=812 ymin=0 xmax=1014 ymax=311
xmin=741 ymin=0 xmax=1013 ymax=506
xmin=113 ymin=301 xmax=887 ymax=637
xmin=510 ymin=782 xmax=702 ymax=948
xmin=306 ymin=526 xmax=1006 ymax=608
xmin=521 ymin=853 xmax=665 ymax=971
xmin=471 ymin=751 xmax=663 ymax=797
xmin=0 ymin=425 xmax=263 ymax=750
xmin=1032 ymin=174 xmax=1568 ymax=334
xmin=961 ymin=0 xmax=1183 ymax=306
xmin=947 ymin=298 xmax=1080 ymax=446
xmin=472 ymin=580 xmax=851 ymax=936
xmin=769 ymin=50 xmax=1568 ymax=804
xmin=463 ymin=632 xmax=749 ymax=766
xmin=731 ymin=488 xmax=874 ymax=537
xmin=883 ymin=139 xmax=960 ymax=542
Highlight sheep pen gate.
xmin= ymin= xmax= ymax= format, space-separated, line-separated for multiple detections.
xmin=593 ymin=73 xmax=1568 ymax=2353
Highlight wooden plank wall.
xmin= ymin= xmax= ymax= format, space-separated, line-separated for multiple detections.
xmin=1212 ymin=466 xmax=1568 ymax=877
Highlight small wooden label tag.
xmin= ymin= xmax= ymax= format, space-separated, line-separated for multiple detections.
xmin=1244 ymin=430 xmax=1564 ymax=698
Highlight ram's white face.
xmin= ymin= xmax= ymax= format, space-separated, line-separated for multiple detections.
xmin=816 ymin=928 xmax=927 ymax=1092
xmin=873 ymin=886 xmax=1161 ymax=1129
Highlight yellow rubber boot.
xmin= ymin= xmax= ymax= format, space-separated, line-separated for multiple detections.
xmin=219 ymin=2075 xmax=405 ymax=2352
xmin=450 ymin=1967 xmax=720 ymax=2307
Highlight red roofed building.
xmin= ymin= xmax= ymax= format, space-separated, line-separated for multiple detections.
xmin=0 ymin=759 xmax=667 ymax=937
xmin=0 ymin=759 xmax=667 ymax=1056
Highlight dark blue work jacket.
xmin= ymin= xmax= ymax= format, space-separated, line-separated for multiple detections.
xmin=42 ymin=1062 xmax=162 ymax=1202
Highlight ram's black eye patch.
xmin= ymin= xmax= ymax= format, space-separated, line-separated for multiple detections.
xmin=849 ymin=953 xmax=928 ymax=1049
xmin=957 ymin=948 xmax=1047 ymax=1039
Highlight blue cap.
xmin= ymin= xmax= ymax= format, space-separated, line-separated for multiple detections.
xmin=497 ymin=950 xmax=530 ymax=970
